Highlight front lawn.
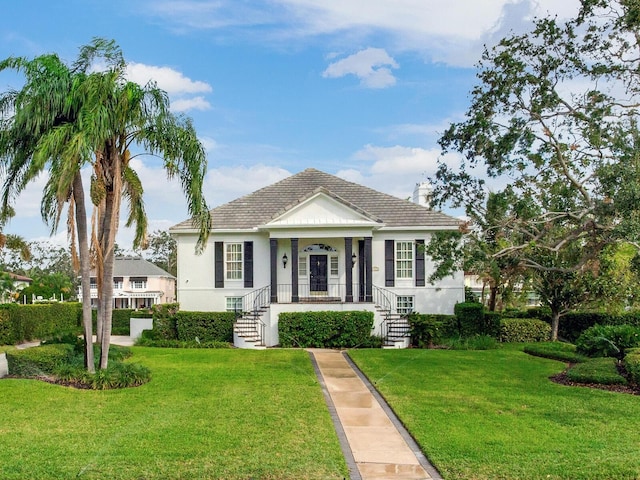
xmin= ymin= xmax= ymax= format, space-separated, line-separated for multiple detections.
xmin=0 ymin=348 xmax=347 ymax=480
xmin=348 ymin=348 xmax=640 ymax=480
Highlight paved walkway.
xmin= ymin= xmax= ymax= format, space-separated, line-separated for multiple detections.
xmin=309 ymin=349 xmax=442 ymax=480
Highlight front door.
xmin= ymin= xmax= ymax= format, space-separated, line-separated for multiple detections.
xmin=309 ymin=255 xmax=328 ymax=292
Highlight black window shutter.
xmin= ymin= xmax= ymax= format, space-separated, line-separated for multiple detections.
xmin=415 ymin=239 xmax=425 ymax=287
xmin=385 ymin=239 xmax=395 ymax=287
xmin=244 ymin=241 xmax=253 ymax=288
xmin=214 ymin=242 xmax=224 ymax=288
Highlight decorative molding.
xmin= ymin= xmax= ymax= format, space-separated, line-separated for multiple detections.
xmin=302 ymin=243 xmax=337 ymax=252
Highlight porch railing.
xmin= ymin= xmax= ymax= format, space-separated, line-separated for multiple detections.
xmin=242 ymin=285 xmax=270 ymax=313
xmin=272 ymin=284 xmax=363 ymax=303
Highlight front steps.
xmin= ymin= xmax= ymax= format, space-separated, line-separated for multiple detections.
xmin=381 ymin=312 xmax=411 ymax=349
xmin=233 ymin=309 xmax=267 ymax=349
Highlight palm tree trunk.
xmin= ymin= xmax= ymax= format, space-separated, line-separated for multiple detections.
xmin=73 ymin=172 xmax=95 ymax=372
xmin=98 ymin=190 xmax=116 ymax=369
xmin=98 ymin=148 xmax=122 ymax=370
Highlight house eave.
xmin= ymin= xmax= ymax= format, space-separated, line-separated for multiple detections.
xmin=259 ymin=221 xmax=383 ymax=230
xmin=379 ymin=225 xmax=461 ymax=232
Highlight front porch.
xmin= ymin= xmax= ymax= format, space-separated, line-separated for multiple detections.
xmin=233 ymin=283 xmax=410 ymax=350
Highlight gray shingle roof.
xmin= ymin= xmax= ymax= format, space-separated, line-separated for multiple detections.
xmin=112 ymin=257 xmax=174 ymax=278
xmin=172 ymin=168 xmax=460 ymax=230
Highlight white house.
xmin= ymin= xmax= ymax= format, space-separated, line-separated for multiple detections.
xmin=78 ymin=256 xmax=176 ymax=309
xmin=170 ymin=168 xmax=464 ymax=348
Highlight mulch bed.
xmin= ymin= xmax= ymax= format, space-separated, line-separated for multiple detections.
xmin=550 ymin=363 xmax=640 ymax=395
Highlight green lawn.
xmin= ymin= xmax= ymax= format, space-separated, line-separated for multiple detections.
xmin=0 ymin=348 xmax=347 ymax=480
xmin=348 ymin=347 xmax=640 ymax=480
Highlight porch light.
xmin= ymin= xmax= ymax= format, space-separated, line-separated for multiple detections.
xmin=351 ymin=253 xmax=357 ymax=267
xmin=282 ymin=253 xmax=288 ymax=268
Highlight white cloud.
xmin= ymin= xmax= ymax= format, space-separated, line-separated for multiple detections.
xmin=204 ymin=164 xmax=291 ymax=206
xmin=146 ymin=0 xmax=581 ymax=67
xmin=126 ymin=62 xmax=212 ymax=94
xmin=341 ymin=144 xmax=462 ymax=200
xmin=323 ymin=48 xmax=398 ymax=88
xmin=124 ymin=62 xmax=213 ymax=113
xmin=170 ymin=96 xmax=212 ymax=112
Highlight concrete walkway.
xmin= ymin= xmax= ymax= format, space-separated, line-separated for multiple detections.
xmin=309 ymin=349 xmax=442 ymax=480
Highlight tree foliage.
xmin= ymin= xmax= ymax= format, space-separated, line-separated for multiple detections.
xmin=141 ymin=229 xmax=177 ymax=276
xmin=430 ymin=0 xmax=640 ymax=339
xmin=0 ymin=38 xmax=211 ymax=369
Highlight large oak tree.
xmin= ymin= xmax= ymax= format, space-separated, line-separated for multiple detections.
xmin=430 ymin=0 xmax=640 ymax=339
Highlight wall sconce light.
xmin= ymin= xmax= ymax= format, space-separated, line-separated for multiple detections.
xmin=351 ymin=253 xmax=357 ymax=267
xmin=282 ymin=253 xmax=288 ymax=268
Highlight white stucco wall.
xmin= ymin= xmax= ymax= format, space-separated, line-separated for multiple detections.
xmin=175 ymin=229 xmax=464 ymax=315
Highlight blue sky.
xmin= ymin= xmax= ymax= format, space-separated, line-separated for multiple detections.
xmin=0 ymin=0 xmax=579 ymax=249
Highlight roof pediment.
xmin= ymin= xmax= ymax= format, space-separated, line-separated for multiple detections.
xmin=263 ymin=188 xmax=382 ymax=228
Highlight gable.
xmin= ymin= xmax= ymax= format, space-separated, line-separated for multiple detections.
xmin=265 ymin=191 xmax=381 ymax=227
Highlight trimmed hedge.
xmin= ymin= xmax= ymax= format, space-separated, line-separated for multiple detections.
xmin=499 ymin=318 xmax=551 ymax=342
xmin=6 ymin=344 xmax=75 ymax=376
xmin=151 ymin=303 xmax=179 ymax=340
xmin=624 ymin=348 xmax=640 ymax=384
xmin=0 ymin=303 xmax=81 ymax=345
xmin=454 ymin=302 xmax=484 ymax=337
xmin=136 ymin=332 xmax=232 ymax=349
xmin=175 ymin=311 xmax=235 ymax=343
xmin=278 ymin=311 xmax=374 ymax=348
xmin=451 ymin=302 xmax=500 ymax=338
xmin=523 ymin=342 xmax=588 ymax=363
xmin=566 ymin=357 xmax=627 ymax=385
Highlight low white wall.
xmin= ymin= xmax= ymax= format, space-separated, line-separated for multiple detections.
xmin=130 ymin=317 xmax=153 ymax=339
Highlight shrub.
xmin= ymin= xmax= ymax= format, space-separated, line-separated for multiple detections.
xmin=523 ymin=342 xmax=588 ymax=363
xmin=499 ymin=318 xmax=551 ymax=343
xmin=575 ymin=324 xmax=640 ymax=360
xmin=6 ymin=342 xmax=149 ymax=389
xmin=566 ymin=357 xmax=627 ymax=385
xmin=278 ymin=311 xmax=374 ymax=348
xmin=442 ymin=335 xmax=498 ymax=350
xmin=152 ymin=303 xmax=179 ymax=340
xmin=624 ymin=348 xmax=640 ymax=384
xmin=482 ymin=311 xmax=502 ymax=338
xmin=0 ymin=303 xmax=81 ymax=345
xmin=175 ymin=311 xmax=234 ymax=342
xmin=357 ymin=335 xmax=384 ymax=348
xmin=81 ymin=362 xmax=151 ymax=390
xmin=408 ymin=313 xmax=442 ymax=348
xmin=135 ymin=336 xmax=231 ymax=349
xmin=454 ymin=302 xmax=484 ymax=337
xmin=6 ymin=344 xmax=74 ymax=376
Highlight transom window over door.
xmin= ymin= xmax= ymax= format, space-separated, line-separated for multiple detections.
xmin=226 ymin=243 xmax=243 ymax=280
xmin=396 ymin=241 xmax=413 ymax=279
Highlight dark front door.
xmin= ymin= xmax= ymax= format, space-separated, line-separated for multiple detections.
xmin=310 ymin=255 xmax=328 ymax=292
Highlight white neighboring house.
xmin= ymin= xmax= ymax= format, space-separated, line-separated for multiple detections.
xmin=170 ymin=168 xmax=464 ymax=348
xmin=78 ymin=256 xmax=176 ymax=309
xmin=3 ymin=273 xmax=32 ymax=303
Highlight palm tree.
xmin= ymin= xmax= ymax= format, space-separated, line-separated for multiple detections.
xmin=0 ymin=53 xmax=96 ymax=370
xmin=1 ymin=38 xmax=211 ymax=369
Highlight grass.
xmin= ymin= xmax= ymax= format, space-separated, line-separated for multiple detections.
xmin=0 ymin=348 xmax=347 ymax=480
xmin=566 ymin=357 xmax=627 ymax=385
xmin=348 ymin=347 xmax=640 ymax=480
xmin=524 ymin=341 xmax=589 ymax=363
